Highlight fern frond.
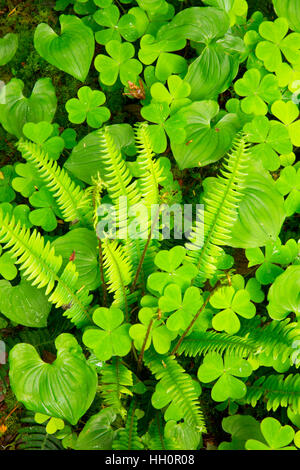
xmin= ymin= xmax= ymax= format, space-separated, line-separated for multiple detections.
xmin=146 ymin=413 xmax=179 ymax=450
xmin=17 ymin=139 xmax=92 ymax=226
xmin=244 ymin=374 xmax=300 ymax=414
xmin=144 ymin=351 xmax=206 ymax=432
xmin=0 ymin=210 xmax=92 ymax=327
xmin=178 ymin=320 xmax=300 ymax=363
xmin=134 ymin=122 xmax=164 ymax=207
xmin=102 ymin=239 xmax=134 ymax=317
xmin=100 ymin=358 xmax=133 ymax=419
xmin=112 ymin=401 xmax=144 ymax=450
xmin=98 ymin=128 xmax=141 ymax=235
xmin=178 ymin=330 xmax=258 ymax=358
xmin=17 ymin=415 xmax=63 ymax=450
xmin=186 ymin=133 xmax=250 ymax=284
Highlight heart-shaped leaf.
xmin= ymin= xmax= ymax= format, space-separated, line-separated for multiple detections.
xmin=0 ymin=78 xmax=57 ymax=139
xmin=34 ymin=15 xmax=95 ymax=82
xmin=9 ymin=333 xmax=98 ymax=425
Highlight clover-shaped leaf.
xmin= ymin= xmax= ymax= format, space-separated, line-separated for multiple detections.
xmin=210 ymin=286 xmax=256 ymax=334
xmin=147 ymin=246 xmax=197 ymax=294
xmin=0 ymin=202 xmax=32 ymax=229
xmin=271 ymin=100 xmax=300 ymax=147
xmin=246 ymin=417 xmax=296 ymax=450
xmin=150 ymin=75 xmax=191 ymax=114
xmin=29 ymin=186 xmax=61 ymax=232
xmin=141 ymin=101 xmax=186 ymax=153
xmin=244 ymin=116 xmax=292 ymax=171
xmin=129 ymin=307 xmax=176 ymax=354
xmin=276 ymin=166 xmax=300 ymax=216
xmin=95 ymin=40 xmax=143 ymax=86
xmin=23 ymin=122 xmax=65 ymax=160
xmin=94 ymin=5 xmax=148 ymax=44
xmin=83 ymin=307 xmax=131 ymax=361
xmin=35 ymin=413 xmax=65 ymax=435
xmin=138 ymin=34 xmax=186 ymax=66
xmin=246 ymin=238 xmax=298 ymax=285
xmin=256 ymin=18 xmax=300 ymax=72
xmin=197 ymin=353 xmax=252 ymax=402
xmin=12 ymin=162 xmax=44 ymax=198
xmin=0 ymin=165 xmax=16 ymax=203
xmin=234 ymin=68 xmax=281 ymax=115
xmin=66 ymin=86 xmax=110 ymax=128
xmin=159 ymin=284 xmax=203 ymax=331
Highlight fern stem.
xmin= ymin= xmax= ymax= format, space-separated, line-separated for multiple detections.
xmin=137 ymin=318 xmax=154 ymax=373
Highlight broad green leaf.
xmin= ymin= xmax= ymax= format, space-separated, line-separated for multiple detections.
xmin=246 ymin=417 xmax=296 ymax=450
xmin=74 ymin=408 xmax=116 ymax=450
xmin=0 ymin=280 xmax=51 ymax=328
xmin=0 ymin=33 xmax=18 ymax=66
xmin=9 ymin=334 xmax=98 ymax=424
xmin=0 ymin=78 xmax=57 ymax=139
xmin=34 ymin=15 xmax=95 ymax=82
xmin=267 ymin=266 xmax=300 ymax=320
xmin=171 ymin=100 xmax=240 ymax=169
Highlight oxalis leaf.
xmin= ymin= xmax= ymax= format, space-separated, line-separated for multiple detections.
xmin=9 ymin=333 xmax=98 ymax=425
xmin=34 ymin=15 xmax=95 ymax=82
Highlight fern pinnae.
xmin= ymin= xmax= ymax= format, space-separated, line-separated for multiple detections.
xmin=186 ymin=133 xmax=250 ymax=284
xmin=134 ymin=122 xmax=164 ymax=207
xmin=144 ymin=351 xmax=206 ymax=432
xmin=17 ymin=139 xmax=92 ymax=226
xmin=0 ymin=209 xmax=92 ymax=327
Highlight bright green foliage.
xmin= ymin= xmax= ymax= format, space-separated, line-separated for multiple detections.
xmin=9 ymin=334 xmax=97 ymax=425
xmin=210 ymin=285 xmax=256 ymax=334
xmin=0 ymin=78 xmax=57 ymax=138
xmin=256 ymin=18 xmax=300 ymax=72
xmin=234 ymin=68 xmax=281 ymax=115
xmin=34 ymin=15 xmax=95 ymax=82
xmin=66 ymin=87 xmax=110 ymax=128
xmin=276 ymin=166 xmax=300 ymax=216
xmin=186 ymin=134 xmax=250 ymax=283
xmin=0 ymin=33 xmax=18 ymax=66
xmin=0 ymin=279 xmax=51 ymax=327
xmin=94 ymin=5 xmax=148 ymax=44
xmin=1 ymin=0 xmax=300 ymax=453
xmin=246 ymin=417 xmax=296 ymax=450
xmin=95 ymin=40 xmax=143 ymax=86
xmin=244 ymin=115 xmax=292 ymax=171
xmin=171 ymin=100 xmax=240 ymax=169
xmin=198 ymin=353 xmax=252 ymax=402
xmin=83 ymin=307 xmax=131 ymax=361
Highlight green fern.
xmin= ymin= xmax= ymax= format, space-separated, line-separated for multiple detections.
xmin=146 ymin=413 xmax=179 ymax=450
xmin=98 ymin=127 xmax=141 ymax=235
xmin=112 ymin=401 xmax=144 ymax=450
xmin=100 ymin=358 xmax=133 ymax=418
xmin=17 ymin=139 xmax=92 ymax=226
xmin=244 ymin=374 xmax=300 ymax=414
xmin=144 ymin=350 xmax=206 ymax=432
xmin=178 ymin=319 xmax=300 ymax=364
xmin=186 ymin=134 xmax=250 ymax=284
xmin=102 ymin=238 xmax=134 ymax=318
xmin=17 ymin=415 xmax=63 ymax=450
xmin=134 ymin=122 xmax=164 ymax=208
xmin=0 ymin=209 xmax=92 ymax=328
